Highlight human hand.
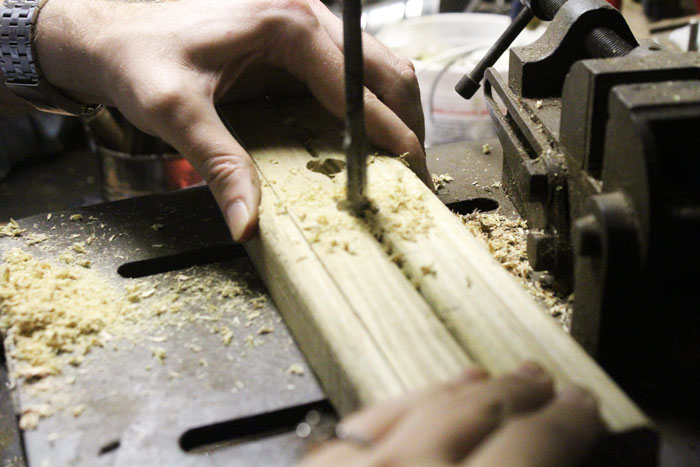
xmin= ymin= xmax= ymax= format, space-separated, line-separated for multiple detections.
xmin=301 ymin=363 xmax=604 ymax=466
xmin=35 ymin=0 xmax=430 ymax=241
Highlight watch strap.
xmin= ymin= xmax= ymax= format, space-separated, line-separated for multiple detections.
xmin=1 ymin=0 xmax=102 ymax=116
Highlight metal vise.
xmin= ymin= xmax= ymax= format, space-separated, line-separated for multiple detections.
xmin=470 ymin=0 xmax=700 ymax=398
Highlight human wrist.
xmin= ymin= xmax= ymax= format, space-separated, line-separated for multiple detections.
xmin=34 ymin=0 xmax=116 ymax=106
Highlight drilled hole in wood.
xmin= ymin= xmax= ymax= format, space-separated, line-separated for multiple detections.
xmin=306 ymin=158 xmax=346 ymax=178
xmin=179 ymin=400 xmax=334 ymax=453
xmin=447 ymin=198 xmax=499 ymax=215
xmin=98 ymin=440 xmax=121 ymax=456
xmin=117 ymin=244 xmax=246 ymax=278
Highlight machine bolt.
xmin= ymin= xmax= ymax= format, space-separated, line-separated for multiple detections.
xmin=527 ymin=230 xmax=556 ymax=271
xmin=573 ymin=215 xmax=602 ymax=257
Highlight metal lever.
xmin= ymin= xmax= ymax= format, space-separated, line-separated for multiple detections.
xmin=455 ymin=6 xmax=534 ymax=100
xmin=343 ymin=0 xmax=369 ymax=215
xmin=456 ymin=0 xmax=638 ymax=101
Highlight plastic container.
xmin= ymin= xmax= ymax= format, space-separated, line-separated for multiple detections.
xmin=376 ymin=13 xmax=544 ymax=146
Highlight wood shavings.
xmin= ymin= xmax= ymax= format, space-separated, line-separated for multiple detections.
xmin=1 ymin=236 xmax=269 ymax=427
xmin=458 ymin=212 xmax=572 ymax=329
xmin=0 ymin=219 xmax=25 ymax=238
xmin=71 ymin=404 xmax=87 ymax=417
xmin=431 ymin=173 xmax=454 ymax=191
xmin=59 ymin=252 xmax=75 ymax=264
xmin=287 ymin=363 xmax=305 ymax=376
xmin=249 ymin=296 xmax=267 ymax=310
xmin=246 ymin=309 xmax=261 ymax=321
xmin=19 ymin=404 xmax=53 ymax=431
xmin=151 ymin=346 xmax=167 ymax=363
xmin=257 ymin=325 xmax=274 ymax=335
xmin=141 ymin=288 xmax=156 ymax=299
xmin=71 ymin=242 xmax=86 ymax=254
xmin=69 ymin=214 xmax=82 ymax=222
xmin=218 ymin=326 xmax=233 ymax=346
xmin=244 ymin=334 xmax=258 ymax=348
xmin=151 ymin=224 xmax=164 ymax=231
xmin=0 ymin=249 xmax=134 ymax=379
xmin=396 ymin=152 xmax=410 ymax=167
xmin=25 ymin=233 xmax=48 ymax=246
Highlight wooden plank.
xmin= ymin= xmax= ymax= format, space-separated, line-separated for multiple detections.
xmin=220 ymin=98 xmax=655 ymax=459
xmin=220 ymin=100 xmax=473 ymax=415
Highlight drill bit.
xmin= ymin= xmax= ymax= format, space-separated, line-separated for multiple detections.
xmin=343 ymin=0 xmax=369 ymax=215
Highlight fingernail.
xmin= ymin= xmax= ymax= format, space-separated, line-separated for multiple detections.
xmin=515 ymin=361 xmax=546 ymax=379
xmin=559 ymin=385 xmax=597 ymax=408
xmin=227 ymin=200 xmax=250 ymax=242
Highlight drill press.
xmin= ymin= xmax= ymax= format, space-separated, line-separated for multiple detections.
xmin=459 ymin=0 xmax=700 ymax=400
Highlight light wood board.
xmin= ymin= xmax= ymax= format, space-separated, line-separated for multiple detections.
xmin=220 ymin=98 xmax=656 ymax=461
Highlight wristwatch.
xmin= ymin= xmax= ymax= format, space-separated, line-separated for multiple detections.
xmin=0 ymin=0 xmax=102 ymax=116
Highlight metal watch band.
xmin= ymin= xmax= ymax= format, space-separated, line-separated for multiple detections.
xmin=0 ymin=0 xmax=102 ymax=116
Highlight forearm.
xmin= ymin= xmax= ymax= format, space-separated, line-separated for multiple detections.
xmin=36 ymin=0 xmax=119 ymax=105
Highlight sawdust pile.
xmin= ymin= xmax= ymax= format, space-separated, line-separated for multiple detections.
xmin=271 ymin=155 xmax=434 ymax=254
xmin=458 ymin=211 xmax=572 ymax=329
xmin=0 ymin=236 xmax=272 ymax=430
xmin=366 ymin=159 xmax=434 ymax=242
xmin=0 ymin=249 xmax=135 ymax=379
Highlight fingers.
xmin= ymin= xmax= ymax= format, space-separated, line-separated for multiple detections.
xmin=301 ymin=363 xmax=603 ymax=467
xmin=464 ymin=386 xmax=604 ymax=467
xmin=300 ymin=367 xmax=488 ymax=467
xmin=267 ymin=7 xmax=432 ymax=188
xmin=371 ymin=362 xmax=554 ymax=464
xmin=307 ymin=0 xmax=425 ymax=144
xmin=145 ymin=91 xmax=261 ymax=242
xmin=343 ymin=367 xmax=490 ymax=441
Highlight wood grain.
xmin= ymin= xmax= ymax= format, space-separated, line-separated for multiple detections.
xmin=221 ymin=100 xmax=473 ymax=415
xmin=220 ymin=98 xmax=655 ymax=460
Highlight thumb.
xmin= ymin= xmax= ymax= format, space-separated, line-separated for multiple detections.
xmin=160 ymin=104 xmax=261 ymax=242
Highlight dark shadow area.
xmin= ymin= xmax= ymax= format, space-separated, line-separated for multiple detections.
xmin=179 ymin=400 xmax=334 ymax=453
xmin=118 ymin=243 xmax=247 ymax=278
xmin=447 ymin=197 xmax=500 ymax=214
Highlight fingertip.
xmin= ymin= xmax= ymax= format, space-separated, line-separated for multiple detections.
xmin=558 ymin=385 xmax=599 ymax=412
xmin=226 ymin=198 xmax=258 ymax=243
xmin=227 ymin=200 xmax=249 ymax=242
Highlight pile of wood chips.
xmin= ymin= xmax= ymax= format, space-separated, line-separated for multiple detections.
xmin=458 ymin=211 xmax=573 ymax=330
